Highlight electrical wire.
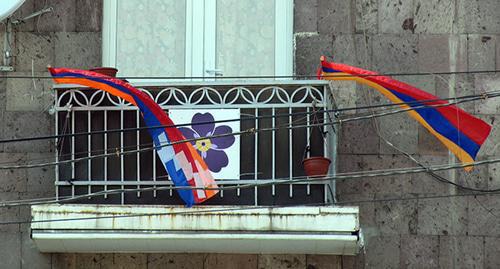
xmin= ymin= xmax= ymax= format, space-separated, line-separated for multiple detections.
xmin=4 ymin=190 xmax=500 ymax=226
xmin=2 ymin=150 xmax=500 ymax=223
xmin=342 ymin=26 xmax=500 ymax=203
xmin=0 ymin=54 xmax=498 ymax=223
xmin=371 ymin=127 xmax=500 ymax=193
xmin=4 ymin=156 xmax=500 ymax=208
xmin=335 ymin=90 xmax=496 ymax=112
xmin=0 ymin=71 xmax=497 ymax=214
xmin=1 ymin=174 xmax=331 ymax=207
xmin=2 ymin=68 xmax=500 ymax=80
xmin=0 ymin=105 xmax=321 ymax=144
xmin=0 ymin=112 xmax=314 ymax=166
xmin=0 ymin=112 xmax=314 ymax=167
xmin=0 ymin=89 xmax=497 ymax=145
xmin=335 ymin=191 xmax=500 ymax=205
xmin=1 ymin=111 xmax=308 ymax=165
xmin=0 ymin=89 xmax=484 ymax=166
xmin=0 ymin=129 xmax=253 ymax=169
xmin=372 ymin=117 xmax=500 ymax=192
xmin=1 ymin=202 xmax=332 ymax=225
xmin=0 ymin=92 xmax=494 ymax=169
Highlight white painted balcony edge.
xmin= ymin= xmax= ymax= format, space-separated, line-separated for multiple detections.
xmin=31 ymin=204 xmax=360 ymax=255
xmin=52 ymin=80 xmax=330 ymax=88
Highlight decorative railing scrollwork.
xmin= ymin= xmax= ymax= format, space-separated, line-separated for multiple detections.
xmin=56 ymin=83 xmax=327 ymax=110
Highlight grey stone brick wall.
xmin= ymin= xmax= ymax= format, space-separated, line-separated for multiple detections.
xmin=0 ymin=0 xmax=102 ymax=268
xmin=0 ymin=0 xmax=499 ymax=268
xmin=294 ymin=0 xmax=500 ymax=268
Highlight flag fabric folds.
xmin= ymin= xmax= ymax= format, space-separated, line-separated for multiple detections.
xmin=319 ymin=56 xmax=491 ymax=171
xmin=49 ymin=67 xmax=218 ymax=206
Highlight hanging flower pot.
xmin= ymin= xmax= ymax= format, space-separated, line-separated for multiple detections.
xmin=302 ymin=156 xmax=331 ymax=177
xmin=301 ymin=104 xmax=332 ymax=178
xmin=89 ymin=67 xmax=118 ymax=77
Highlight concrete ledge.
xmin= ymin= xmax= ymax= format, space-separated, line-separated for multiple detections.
xmin=31 ymin=204 xmax=360 ymax=255
xmin=32 ymin=232 xmax=358 ymax=254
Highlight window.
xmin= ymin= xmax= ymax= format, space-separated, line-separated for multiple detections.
xmin=102 ymin=0 xmax=293 ymax=80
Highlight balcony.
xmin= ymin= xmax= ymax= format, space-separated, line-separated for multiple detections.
xmin=31 ymin=80 xmax=361 ymax=254
xmin=31 ymin=204 xmax=359 ymax=254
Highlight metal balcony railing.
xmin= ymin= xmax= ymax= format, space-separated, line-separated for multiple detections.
xmin=53 ymin=80 xmax=337 ymax=205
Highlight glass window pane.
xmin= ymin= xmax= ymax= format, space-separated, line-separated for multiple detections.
xmin=116 ymin=0 xmax=186 ymax=77
xmin=216 ymin=0 xmax=275 ymax=77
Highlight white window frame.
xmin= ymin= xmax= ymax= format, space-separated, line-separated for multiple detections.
xmin=102 ymin=0 xmax=293 ymax=81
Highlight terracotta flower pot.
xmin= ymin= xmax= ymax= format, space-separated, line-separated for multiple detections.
xmin=89 ymin=67 xmax=118 ymax=77
xmin=302 ymin=156 xmax=331 ymax=177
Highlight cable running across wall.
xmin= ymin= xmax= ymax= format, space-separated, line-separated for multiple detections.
xmin=2 ymin=69 xmax=497 ymax=210
xmin=0 ymin=89 xmax=493 ymax=166
xmin=4 ymin=190 xmax=500 ymax=225
xmin=0 ymin=89 xmax=498 ymax=145
xmin=4 ymin=156 xmax=500 ymax=208
xmin=1 ymin=68 xmax=499 ymax=79
xmin=0 ymin=91 xmax=496 ymax=169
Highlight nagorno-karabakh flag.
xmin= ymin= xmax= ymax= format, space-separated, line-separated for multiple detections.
xmin=49 ymin=67 xmax=218 ymax=206
xmin=319 ymin=56 xmax=491 ymax=171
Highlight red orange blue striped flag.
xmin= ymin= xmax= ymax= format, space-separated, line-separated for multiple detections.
xmin=319 ymin=56 xmax=491 ymax=171
xmin=49 ymin=67 xmax=218 ymax=206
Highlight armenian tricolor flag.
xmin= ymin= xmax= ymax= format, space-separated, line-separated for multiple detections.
xmin=319 ymin=56 xmax=491 ymax=171
xmin=49 ymin=67 xmax=218 ymax=206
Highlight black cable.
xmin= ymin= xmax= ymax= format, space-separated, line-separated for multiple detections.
xmin=427 ymin=169 xmax=500 ymax=193
xmin=1 ymin=89 xmax=498 ymax=145
xmin=0 ymin=93 xmax=493 ymax=169
xmin=0 ymin=114 xmax=313 ymax=166
xmin=335 ymin=91 xmax=496 ymax=112
xmin=0 ymin=109 xmax=308 ymax=165
xmin=3 ymin=154 xmax=500 ymax=208
xmin=3 ymin=202 xmax=330 ymax=225
xmin=6 ymin=190 xmax=500 ymax=225
xmin=0 ymin=91 xmax=485 ymax=166
xmin=382 ymin=134 xmax=500 ymax=193
xmin=4 ymin=149 xmax=500 ymax=206
xmin=0 ymin=174 xmax=332 ymax=207
xmin=4 ymin=68 xmax=500 ymax=80
xmin=0 ymin=107 xmax=321 ymax=144
xmin=335 ymin=191 xmax=500 ymax=205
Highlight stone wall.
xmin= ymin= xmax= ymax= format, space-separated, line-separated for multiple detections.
xmin=0 ymin=0 xmax=102 ymax=268
xmin=295 ymin=0 xmax=500 ymax=268
xmin=0 ymin=0 xmax=499 ymax=268
xmin=0 ymin=1 xmax=343 ymax=268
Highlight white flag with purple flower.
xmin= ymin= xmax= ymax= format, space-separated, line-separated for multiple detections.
xmin=170 ymin=109 xmax=240 ymax=180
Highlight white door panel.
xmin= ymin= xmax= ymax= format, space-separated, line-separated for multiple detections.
xmin=103 ymin=0 xmax=292 ymax=81
xmin=114 ymin=0 xmax=187 ymax=78
xmin=215 ymin=0 xmax=276 ymax=77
